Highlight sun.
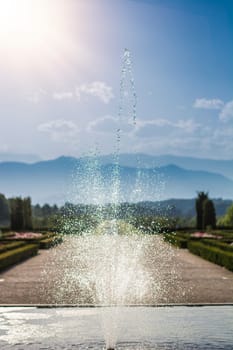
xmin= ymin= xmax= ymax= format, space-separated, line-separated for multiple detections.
xmin=0 ymin=0 xmax=91 ymax=78
xmin=0 ymin=0 xmax=67 ymax=62
xmin=0 ymin=1 xmax=44 ymax=45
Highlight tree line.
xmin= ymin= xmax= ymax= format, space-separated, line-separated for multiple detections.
xmin=1 ymin=190 xmax=233 ymax=231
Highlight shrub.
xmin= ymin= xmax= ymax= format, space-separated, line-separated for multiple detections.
xmin=188 ymin=241 xmax=233 ymax=271
xmin=164 ymin=234 xmax=188 ymax=248
xmin=201 ymin=239 xmax=233 ymax=253
xmin=0 ymin=241 xmax=26 ymax=254
xmin=1 ymin=232 xmax=15 ymax=238
xmin=39 ymin=235 xmax=63 ymax=249
xmin=0 ymin=244 xmax=38 ymax=271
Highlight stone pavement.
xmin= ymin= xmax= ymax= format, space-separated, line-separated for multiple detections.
xmin=0 ymin=236 xmax=232 ymax=305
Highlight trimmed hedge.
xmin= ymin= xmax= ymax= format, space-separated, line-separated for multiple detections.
xmin=0 ymin=241 xmax=26 ymax=254
xmin=39 ymin=235 xmax=63 ymax=249
xmin=188 ymin=241 xmax=233 ymax=272
xmin=0 ymin=244 xmax=38 ymax=271
xmin=164 ymin=234 xmax=188 ymax=248
xmin=211 ymin=231 xmax=233 ymax=240
xmin=202 ymin=239 xmax=233 ymax=253
xmin=1 ymin=232 xmax=15 ymax=239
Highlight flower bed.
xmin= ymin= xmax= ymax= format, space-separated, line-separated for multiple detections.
xmin=8 ymin=232 xmax=43 ymax=240
xmin=191 ymin=232 xmax=222 ymax=239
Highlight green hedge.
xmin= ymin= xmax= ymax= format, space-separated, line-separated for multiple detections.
xmin=164 ymin=234 xmax=188 ymax=248
xmin=211 ymin=231 xmax=233 ymax=240
xmin=0 ymin=244 xmax=38 ymax=271
xmin=39 ymin=235 xmax=63 ymax=249
xmin=202 ymin=239 xmax=233 ymax=253
xmin=188 ymin=241 xmax=233 ymax=271
xmin=0 ymin=241 xmax=26 ymax=254
xmin=0 ymin=232 xmax=15 ymax=239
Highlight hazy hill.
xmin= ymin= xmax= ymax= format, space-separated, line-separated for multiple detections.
xmin=1 ymin=156 xmax=233 ymax=204
xmin=93 ymin=153 xmax=233 ymax=180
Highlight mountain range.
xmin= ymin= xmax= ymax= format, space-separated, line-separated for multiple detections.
xmin=1 ymin=153 xmax=233 ymax=204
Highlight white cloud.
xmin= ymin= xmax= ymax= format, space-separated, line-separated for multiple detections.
xmin=132 ymin=122 xmax=233 ymax=159
xmin=53 ymin=91 xmax=73 ymax=100
xmin=219 ymin=100 xmax=233 ymax=121
xmin=193 ymin=98 xmax=224 ymax=110
xmin=27 ymin=81 xmax=114 ymax=105
xmin=87 ymin=115 xmax=134 ymax=134
xmin=175 ymin=119 xmax=200 ymax=132
xmin=37 ymin=119 xmax=79 ymax=142
xmin=135 ymin=118 xmax=200 ymax=138
xmin=76 ymin=81 xmax=114 ymax=104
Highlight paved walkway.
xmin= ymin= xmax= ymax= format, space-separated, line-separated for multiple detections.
xmin=0 ymin=236 xmax=233 ymax=304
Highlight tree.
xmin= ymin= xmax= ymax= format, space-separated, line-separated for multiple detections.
xmin=23 ymin=197 xmax=33 ymax=230
xmin=9 ymin=197 xmax=24 ymax=231
xmin=203 ymin=199 xmax=216 ymax=229
xmin=41 ymin=203 xmax=52 ymax=217
xmin=9 ymin=196 xmax=33 ymax=231
xmin=218 ymin=203 xmax=233 ymax=227
xmin=195 ymin=191 xmax=209 ymax=230
xmin=0 ymin=193 xmax=10 ymax=225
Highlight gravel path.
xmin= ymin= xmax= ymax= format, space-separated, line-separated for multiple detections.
xmin=0 ymin=236 xmax=232 ymax=305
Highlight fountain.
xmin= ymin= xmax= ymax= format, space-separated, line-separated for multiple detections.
xmin=0 ymin=50 xmax=233 ymax=350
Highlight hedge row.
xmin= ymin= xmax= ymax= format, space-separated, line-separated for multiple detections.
xmin=211 ymin=231 xmax=233 ymax=239
xmin=0 ymin=241 xmax=26 ymax=254
xmin=1 ymin=232 xmax=15 ymax=238
xmin=164 ymin=234 xmax=188 ymax=248
xmin=0 ymin=244 xmax=38 ymax=272
xmin=202 ymin=239 xmax=233 ymax=253
xmin=188 ymin=241 xmax=233 ymax=272
xmin=39 ymin=235 xmax=63 ymax=249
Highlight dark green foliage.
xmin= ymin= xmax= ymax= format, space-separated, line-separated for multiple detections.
xmin=0 ymin=193 xmax=10 ymax=225
xmin=0 ymin=244 xmax=38 ymax=272
xmin=9 ymin=196 xmax=33 ymax=231
xmin=195 ymin=191 xmax=209 ymax=229
xmin=203 ymin=199 xmax=216 ymax=229
xmin=39 ymin=236 xmax=63 ymax=249
xmin=9 ymin=197 xmax=24 ymax=230
xmin=23 ymin=197 xmax=33 ymax=230
xmin=164 ymin=233 xmax=188 ymax=248
xmin=188 ymin=241 xmax=233 ymax=271
xmin=218 ymin=203 xmax=233 ymax=227
xmin=202 ymin=239 xmax=233 ymax=253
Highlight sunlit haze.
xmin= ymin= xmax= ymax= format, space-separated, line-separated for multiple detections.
xmin=0 ymin=0 xmax=233 ymax=160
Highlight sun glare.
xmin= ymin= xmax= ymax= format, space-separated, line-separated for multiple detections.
xmin=0 ymin=0 xmax=72 ymax=68
xmin=0 ymin=0 xmax=53 ymax=47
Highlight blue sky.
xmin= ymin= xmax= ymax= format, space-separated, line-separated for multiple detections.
xmin=0 ymin=0 xmax=233 ymax=160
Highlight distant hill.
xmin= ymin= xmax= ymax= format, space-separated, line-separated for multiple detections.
xmin=93 ymin=153 xmax=233 ymax=180
xmin=1 ymin=156 xmax=233 ymax=204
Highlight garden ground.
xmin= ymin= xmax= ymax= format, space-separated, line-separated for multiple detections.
xmin=0 ymin=236 xmax=232 ymax=305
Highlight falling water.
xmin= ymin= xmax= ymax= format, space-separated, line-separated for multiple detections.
xmin=41 ymin=49 xmax=180 ymax=350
